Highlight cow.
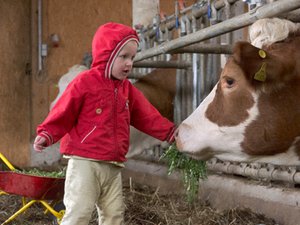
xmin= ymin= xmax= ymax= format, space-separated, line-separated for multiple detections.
xmin=52 ymin=58 xmax=176 ymax=158
xmin=175 ymin=18 xmax=300 ymax=166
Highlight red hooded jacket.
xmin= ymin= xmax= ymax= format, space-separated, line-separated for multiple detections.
xmin=37 ymin=22 xmax=176 ymax=162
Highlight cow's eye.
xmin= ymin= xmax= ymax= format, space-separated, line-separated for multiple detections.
xmin=226 ymin=78 xmax=235 ymax=87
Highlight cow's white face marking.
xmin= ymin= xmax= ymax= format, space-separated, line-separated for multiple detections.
xmin=176 ymin=83 xmax=260 ymax=160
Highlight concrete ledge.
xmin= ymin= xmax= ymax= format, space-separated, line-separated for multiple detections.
xmin=199 ymin=174 xmax=300 ymax=225
xmin=123 ymin=159 xmax=184 ymax=194
xmin=123 ymin=159 xmax=300 ymax=225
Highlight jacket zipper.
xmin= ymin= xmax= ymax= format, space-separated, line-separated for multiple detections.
xmin=81 ymin=126 xmax=97 ymax=143
xmin=114 ymin=88 xmax=118 ymax=152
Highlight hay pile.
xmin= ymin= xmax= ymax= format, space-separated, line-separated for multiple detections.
xmin=123 ymin=184 xmax=278 ymax=225
xmin=0 ymin=183 xmax=278 ymax=225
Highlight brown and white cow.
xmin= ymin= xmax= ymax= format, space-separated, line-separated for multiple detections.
xmin=175 ymin=18 xmax=300 ymax=166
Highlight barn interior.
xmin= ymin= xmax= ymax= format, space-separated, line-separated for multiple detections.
xmin=1 ymin=0 xmax=300 ymax=224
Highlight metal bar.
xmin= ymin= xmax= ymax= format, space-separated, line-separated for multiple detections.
xmin=38 ymin=0 xmax=42 ymax=71
xmin=281 ymin=8 xmax=300 ymax=22
xmin=133 ymin=60 xmax=191 ymax=69
xmin=128 ymin=73 xmax=144 ymax=79
xmin=170 ymin=43 xmax=233 ymax=54
xmin=192 ymin=16 xmax=198 ymax=111
xmin=134 ymin=0 xmax=300 ymax=62
xmin=129 ymin=150 xmax=300 ymax=184
xmin=207 ymin=159 xmax=300 ymax=184
xmin=144 ymin=0 xmax=240 ymax=38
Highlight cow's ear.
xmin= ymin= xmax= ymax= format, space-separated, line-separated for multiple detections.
xmin=233 ymin=41 xmax=260 ymax=64
xmin=233 ymin=41 xmax=296 ymax=85
xmin=233 ymin=41 xmax=267 ymax=82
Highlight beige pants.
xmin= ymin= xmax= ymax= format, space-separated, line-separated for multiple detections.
xmin=60 ymin=158 xmax=124 ymax=225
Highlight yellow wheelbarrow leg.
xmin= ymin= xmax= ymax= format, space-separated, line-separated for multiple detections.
xmin=0 ymin=153 xmax=65 ymax=224
xmin=1 ymin=200 xmax=37 ymax=225
xmin=0 ymin=200 xmax=65 ymax=225
xmin=0 ymin=191 xmax=8 ymax=195
xmin=0 ymin=153 xmax=15 ymax=171
xmin=40 ymin=200 xmax=65 ymax=224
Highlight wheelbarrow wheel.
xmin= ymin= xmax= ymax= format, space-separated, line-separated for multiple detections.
xmin=49 ymin=200 xmax=65 ymax=225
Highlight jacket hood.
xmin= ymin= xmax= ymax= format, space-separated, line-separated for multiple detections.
xmin=91 ymin=22 xmax=139 ymax=78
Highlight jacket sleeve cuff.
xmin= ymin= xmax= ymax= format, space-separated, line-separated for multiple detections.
xmin=166 ymin=125 xmax=177 ymax=144
xmin=39 ymin=131 xmax=53 ymax=146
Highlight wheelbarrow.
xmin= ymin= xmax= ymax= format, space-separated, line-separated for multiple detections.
xmin=0 ymin=153 xmax=65 ymax=225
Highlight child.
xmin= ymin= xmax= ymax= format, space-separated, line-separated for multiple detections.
xmin=33 ymin=22 xmax=176 ymax=225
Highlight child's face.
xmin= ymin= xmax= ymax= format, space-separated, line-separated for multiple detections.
xmin=111 ymin=40 xmax=138 ymax=80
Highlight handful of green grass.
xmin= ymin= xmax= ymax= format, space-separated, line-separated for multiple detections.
xmin=160 ymin=143 xmax=207 ymax=203
xmin=16 ymin=167 xmax=66 ymax=178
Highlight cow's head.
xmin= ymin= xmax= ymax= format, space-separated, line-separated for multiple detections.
xmin=176 ymin=35 xmax=300 ymax=165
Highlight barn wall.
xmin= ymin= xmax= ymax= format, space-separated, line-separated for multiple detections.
xmin=132 ymin=0 xmax=198 ymax=28
xmin=45 ymin=0 xmax=132 ymax=104
xmin=31 ymin=0 xmax=132 ymax=136
xmin=160 ymin=0 xmax=196 ymax=16
xmin=30 ymin=0 xmax=133 ymax=167
xmin=1 ymin=0 xmax=133 ymax=167
xmin=0 ymin=0 xmax=31 ymax=167
xmin=133 ymin=0 xmax=159 ymax=27
xmin=30 ymin=0 xmax=190 ymax=167
xmin=0 ymin=0 xmax=179 ymax=167
xmin=0 ymin=0 xmax=249 ymax=168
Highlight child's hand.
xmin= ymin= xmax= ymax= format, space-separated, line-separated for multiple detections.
xmin=33 ymin=135 xmax=48 ymax=152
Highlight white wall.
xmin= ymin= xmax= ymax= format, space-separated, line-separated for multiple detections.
xmin=132 ymin=0 xmax=159 ymax=27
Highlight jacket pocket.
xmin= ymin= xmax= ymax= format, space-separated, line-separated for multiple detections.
xmin=81 ymin=126 xmax=97 ymax=143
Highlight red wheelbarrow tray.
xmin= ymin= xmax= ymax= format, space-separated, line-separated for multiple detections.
xmin=0 ymin=171 xmax=65 ymax=200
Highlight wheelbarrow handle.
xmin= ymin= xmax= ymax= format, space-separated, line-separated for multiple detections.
xmin=0 ymin=153 xmax=16 ymax=171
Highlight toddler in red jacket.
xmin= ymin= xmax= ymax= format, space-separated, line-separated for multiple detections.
xmin=33 ymin=22 xmax=176 ymax=225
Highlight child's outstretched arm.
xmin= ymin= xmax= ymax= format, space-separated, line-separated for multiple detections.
xmin=34 ymin=79 xmax=84 ymax=151
xmin=129 ymin=85 xmax=176 ymax=142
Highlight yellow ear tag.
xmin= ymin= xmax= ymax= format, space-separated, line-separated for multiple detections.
xmin=258 ymin=49 xmax=266 ymax=58
xmin=254 ymin=62 xmax=267 ymax=82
